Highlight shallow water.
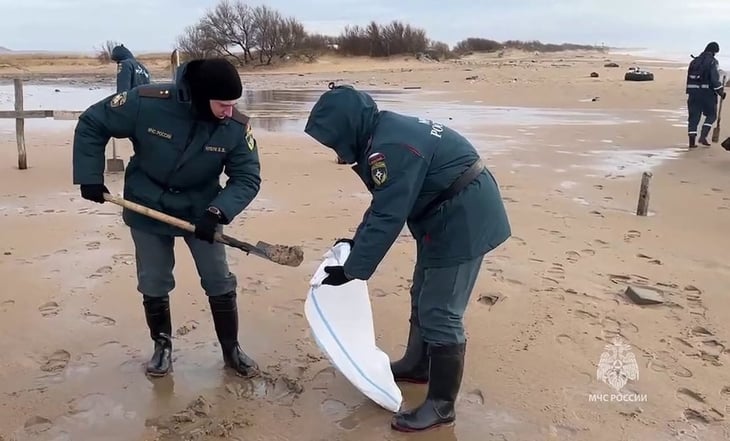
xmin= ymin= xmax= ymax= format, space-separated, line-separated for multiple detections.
xmin=0 ymin=83 xmax=686 ymax=177
xmin=1 ymin=83 xmax=644 ymax=135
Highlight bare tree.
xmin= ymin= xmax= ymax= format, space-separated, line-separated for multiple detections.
xmin=197 ymin=0 xmax=255 ymax=65
xmin=251 ymin=5 xmax=282 ymax=64
xmin=176 ymin=23 xmax=219 ymax=60
xmin=336 ymin=20 xmax=429 ymax=57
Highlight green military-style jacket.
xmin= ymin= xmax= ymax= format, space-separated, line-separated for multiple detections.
xmin=72 ymin=62 xmax=261 ymax=236
xmin=305 ymin=85 xmax=511 ymax=280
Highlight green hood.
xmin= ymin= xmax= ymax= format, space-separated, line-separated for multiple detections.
xmin=111 ymin=45 xmax=134 ymax=62
xmin=304 ymin=85 xmax=379 ymax=163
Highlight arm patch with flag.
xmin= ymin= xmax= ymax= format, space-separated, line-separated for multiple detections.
xmin=245 ymin=123 xmax=256 ymax=151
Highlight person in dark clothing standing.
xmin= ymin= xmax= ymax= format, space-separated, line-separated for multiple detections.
xmin=72 ymin=58 xmax=261 ymax=379
xmin=686 ymin=41 xmax=726 ymax=148
xmin=304 ymin=83 xmax=511 ymax=432
xmin=111 ymin=44 xmax=151 ymax=93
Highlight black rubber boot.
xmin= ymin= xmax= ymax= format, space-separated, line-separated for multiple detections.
xmin=208 ymin=292 xmax=260 ymax=378
xmin=689 ymin=134 xmax=697 ymax=149
xmin=699 ymin=126 xmax=711 ymax=146
xmin=391 ymin=342 xmax=466 ymax=432
xmin=142 ymin=295 xmax=173 ymax=377
xmin=390 ymin=319 xmax=429 ymax=384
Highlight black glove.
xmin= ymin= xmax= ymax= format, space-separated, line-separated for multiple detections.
xmin=79 ymin=184 xmax=109 ymax=203
xmin=194 ymin=210 xmax=220 ymax=243
xmin=720 ymin=90 xmax=727 ymax=100
xmin=334 ymin=238 xmax=354 ymax=247
xmin=321 ymin=265 xmax=352 ymax=286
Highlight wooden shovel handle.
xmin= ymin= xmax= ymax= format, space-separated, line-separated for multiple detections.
xmin=101 ymin=193 xmax=303 ymax=266
xmin=104 ymin=193 xmax=196 ymax=233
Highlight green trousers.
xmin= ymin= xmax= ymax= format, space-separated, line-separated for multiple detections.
xmin=410 ymin=254 xmax=484 ymax=345
xmin=130 ymin=227 xmax=237 ymax=298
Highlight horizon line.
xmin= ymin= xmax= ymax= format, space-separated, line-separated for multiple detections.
xmin=0 ymin=45 xmax=651 ymax=56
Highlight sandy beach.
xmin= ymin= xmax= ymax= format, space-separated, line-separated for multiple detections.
xmin=1 ymin=49 xmax=729 ymax=441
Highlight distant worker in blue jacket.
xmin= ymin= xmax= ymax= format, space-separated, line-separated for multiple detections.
xmin=686 ymin=41 xmax=726 ymax=148
xmin=111 ymin=44 xmax=151 ymax=93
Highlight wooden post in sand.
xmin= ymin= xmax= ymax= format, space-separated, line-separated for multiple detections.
xmin=0 ymin=78 xmax=83 ymax=169
xmin=14 ymin=79 xmax=27 ymax=170
xmin=636 ymin=171 xmax=652 ymax=216
xmin=170 ymin=49 xmax=180 ymax=81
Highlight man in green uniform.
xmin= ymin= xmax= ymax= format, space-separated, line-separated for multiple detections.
xmin=110 ymin=44 xmax=151 ymax=93
xmin=72 ymin=58 xmax=262 ymax=379
xmin=304 ymin=83 xmax=511 ymax=432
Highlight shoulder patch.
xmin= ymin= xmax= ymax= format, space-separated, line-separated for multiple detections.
xmin=110 ymin=91 xmax=127 ymax=108
xmin=369 ymin=156 xmax=387 ymax=186
xmin=138 ymin=87 xmax=172 ymax=99
xmin=245 ymin=123 xmax=256 ymax=151
xmin=231 ymin=108 xmax=250 ymax=125
xmin=368 ymin=152 xmax=385 ymax=165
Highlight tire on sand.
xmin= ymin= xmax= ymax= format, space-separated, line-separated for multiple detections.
xmin=624 ymin=71 xmax=654 ymax=81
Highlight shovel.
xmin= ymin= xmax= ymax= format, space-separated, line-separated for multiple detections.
xmin=712 ymin=75 xmax=727 ymax=143
xmin=102 ymin=194 xmax=304 ymax=267
xmin=106 ymin=139 xmax=125 ymax=172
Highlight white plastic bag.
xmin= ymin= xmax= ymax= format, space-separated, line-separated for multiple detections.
xmin=304 ymin=242 xmax=403 ymax=412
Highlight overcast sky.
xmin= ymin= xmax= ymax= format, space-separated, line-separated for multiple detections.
xmin=1 ymin=0 xmax=728 ymax=56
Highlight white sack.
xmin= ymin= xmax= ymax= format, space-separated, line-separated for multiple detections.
xmin=304 ymin=242 xmax=403 ymax=413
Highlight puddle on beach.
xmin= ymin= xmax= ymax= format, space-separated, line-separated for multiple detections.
xmin=2 ymin=82 xmax=643 ymax=136
xmin=0 ymin=82 xmax=687 ymax=180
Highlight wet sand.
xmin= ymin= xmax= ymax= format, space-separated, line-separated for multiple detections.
xmin=1 ymin=50 xmax=730 ymax=441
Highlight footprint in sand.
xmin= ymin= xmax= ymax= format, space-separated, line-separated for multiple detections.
xmin=687 ymin=326 xmax=726 ymax=366
xmin=371 ymin=288 xmax=390 ymax=298
xmin=477 ymin=293 xmax=504 ymax=310
xmin=39 ymin=301 xmax=60 ymax=317
xmin=88 ymin=266 xmax=112 ymax=279
xmin=684 ymin=408 xmax=725 ymax=424
xmin=676 ymin=388 xmax=726 ymax=424
xmin=684 ymin=286 xmax=707 ymax=318
xmin=565 ymin=251 xmax=581 ymax=263
xmin=82 ymin=311 xmax=116 ymax=326
xmin=23 ymin=415 xmax=53 ymax=435
xmin=648 ymin=350 xmax=693 ymax=378
xmin=40 ymin=349 xmax=71 ymax=373
xmin=321 ymin=398 xmax=349 ymax=420
xmin=624 ymin=230 xmax=641 ymax=242
xmin=510 ymin=236 xmax=527 ymax=246
xmin=85 ymin=241 xmax=101 ymax=250
xmin=555 ymin=334 xmax=575 ymax=345
xmin=538 ymin=228 xmax=566 ymax=240
xmin=541 ymin=263 xmax=566 ymax=285
xmin=592 ymin=239 xmax=610 ymax=248
xmin=485 ymin=266 xmax=503 ymax=278
xmin=676 ymin=387 xmax=706 ymax=403
xmin=546 ymin=263 xmax=565 ymax=278
xmin=721 ymin=386 xmax=730 ymax=401
xmin=112 ymin=253 xmax=134 ymax=265
xmin=463 ymin=389 xmax=485 ymax=405
xmin=1 ymin=299 xmax=14 ymax=311
xmin=311 ymin=367 xmax=337 ymax=391
xmin=637 ymin=253 xmax=662 ymax=265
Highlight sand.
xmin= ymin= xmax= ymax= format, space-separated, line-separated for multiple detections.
xmin=1 ymin=50 xmax=729 ymax=441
